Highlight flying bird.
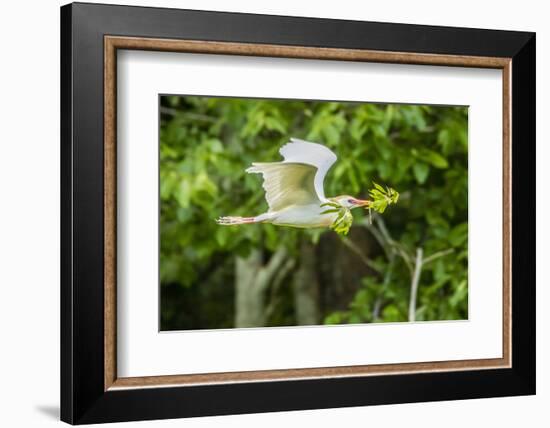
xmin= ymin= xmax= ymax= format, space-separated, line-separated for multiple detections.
xmin=217 ymin=138 xmax=397 ymax=230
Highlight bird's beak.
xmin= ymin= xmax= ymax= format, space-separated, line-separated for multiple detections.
xmin=354 ymin=199 xmax=371 ymax=208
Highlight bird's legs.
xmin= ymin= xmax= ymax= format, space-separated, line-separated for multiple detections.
xmin=217 ymin=212 xmax=274 ymax=225
xmin=216 ymin=216 xmax=258 ymax=225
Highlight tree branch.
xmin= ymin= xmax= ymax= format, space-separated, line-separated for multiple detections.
xmin=265 ymin=258 xmax=296 ymax=320
xmin=257 ymin=246 xmax=288 ymax=293
xmin=340 ymin=237 xmax=383 ymax=273
xmin=372 ymin=255 xmax=396 ymax=320
xmin=408 ymin=247 xmax=424 ymax=322
xmin=423 ymin=248 xmax=454 ymax=265
xmin=361 ymin=215 xmax=413 ymax=274
xmin=363 ymin=220 xmax=391 ymax=259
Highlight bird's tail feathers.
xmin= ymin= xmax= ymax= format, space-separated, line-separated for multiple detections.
xmin=216 ymin=216 xmax=257 ymax=225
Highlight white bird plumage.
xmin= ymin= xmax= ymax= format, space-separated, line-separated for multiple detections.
xmin=247 ymin=138 xmax=336 ymax=208
xmin=217 ymin=138 xmax=369 ymax=229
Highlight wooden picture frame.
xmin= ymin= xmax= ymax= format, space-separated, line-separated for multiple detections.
xmin=61 ymin=2 xmax=535 ymax=424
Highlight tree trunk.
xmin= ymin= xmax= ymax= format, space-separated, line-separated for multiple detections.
xmin=293 ymin=239 xmax=320 ymax=325
xmin=234 ymin=246 xmax=289 ymax=328
xmin=235 ymin=249 xmax=265 ymax=327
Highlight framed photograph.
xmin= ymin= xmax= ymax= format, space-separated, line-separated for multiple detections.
xmin=60 ymin=2 xmax=535 ymax=424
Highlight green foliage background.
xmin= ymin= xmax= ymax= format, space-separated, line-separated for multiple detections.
xmin=160 ymin=95 xmax=468 ymax=330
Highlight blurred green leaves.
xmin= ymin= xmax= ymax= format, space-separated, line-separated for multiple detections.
xmin=413 ymin=163 xmax=430 ymax=184
xmin=159 ymin=95 xmax=468 ymax=328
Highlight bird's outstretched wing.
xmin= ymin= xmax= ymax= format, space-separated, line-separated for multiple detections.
xmin=246 ymin=138 xmax=337 ymax=212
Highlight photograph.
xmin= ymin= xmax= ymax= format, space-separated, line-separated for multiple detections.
xmin=159 ymin=95 xmax=469 ymax=331
xmin=55 ymin=2 xmax=536 ymax=424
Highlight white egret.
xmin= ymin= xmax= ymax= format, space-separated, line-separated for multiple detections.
xmin=217 ymin=138 xmax=397 ymax=231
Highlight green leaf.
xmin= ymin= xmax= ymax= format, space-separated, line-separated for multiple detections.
xmin=326 ymin=205 xmax=353 ymax=235
xmin=324 ymin=312 xmax=345 ymax=325
xmin=424 ymin=150 xmax=449 ymax=169
xmin=367 ymin=183 xmax=399 ymax=214
xmin=264 ymin=117 xmax=287 ymax=134
xmin=175 ymin=180 xmax=192 ymax=208
xmin=413 ymin=163 xmax=430 ymax=184
xmin=373 ymin=182 xmax=385 ymax=192
xmin=449 ymin=222 xmax=468 ymax=246
xmin=321 ymin=208 xmax=340 ymax=215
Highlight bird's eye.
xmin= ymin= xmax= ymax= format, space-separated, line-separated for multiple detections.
xmin=348 ymin=199 xmax=354 ymax=204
